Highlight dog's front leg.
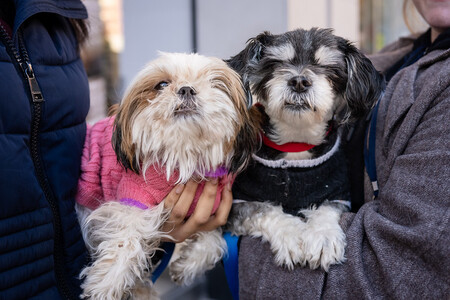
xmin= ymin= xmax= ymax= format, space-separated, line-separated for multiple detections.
xmin=79 ymin=202 xmax=168 ymax=300
xmin=299 ymin=201 xmax=348 ymax=271
xmin=80 ymin=236 xmax=152 ymax=300
xmin=169 ymin=229 xmax=226 ymax=286
xmin=228 ymin=202 xmax=309 ymax=270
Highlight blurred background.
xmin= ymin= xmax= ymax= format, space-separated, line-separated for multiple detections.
xmin=80 ymin=0 xmax=426 ymax=298
xmin=82 ymin=0 xmax=428 ymax=123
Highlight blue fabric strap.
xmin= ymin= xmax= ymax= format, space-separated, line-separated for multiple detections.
xmin=364 ymin=98 xmax=381 ymax=199
xmin=151 ymin=242 xmax=175 ymax=283
xmin=223 ymin=232 xmax=239 ymax=300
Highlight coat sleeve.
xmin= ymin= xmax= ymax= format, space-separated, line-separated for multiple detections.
xmin=238 ymin=57 xmax=450 ymax=299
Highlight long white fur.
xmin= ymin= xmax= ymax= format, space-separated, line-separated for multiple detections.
xmin=299 ymin=204 xmax=347 ymax=271
xmin=129 ymin=53 xmax=239 ymax=182
xmin=78 ymin=202 xmax=170 ymax=300
xmin=171 ymin=200 xmax=345 ymax=278
xmin=77 ymin=52 xmax=248 ymax=299
xmin=170 ymin=229 xmax=227 ymax=285
xmin=230 ymin=202 xmax=345 ymax=271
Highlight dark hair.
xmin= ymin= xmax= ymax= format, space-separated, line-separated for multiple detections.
xmin=70 ymin=18 xmax=89 ymax=45
xmin=0 ymin=0 xmax=15 ymax=27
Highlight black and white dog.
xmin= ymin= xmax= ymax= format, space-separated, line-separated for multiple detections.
xmin=227 ymin=28 xmax=385 ymax=270
xmin=171 ymin=28 xmax=384 ymax=285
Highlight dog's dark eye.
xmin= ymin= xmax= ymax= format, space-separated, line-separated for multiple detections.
xmin=155 ymin=81 xmax=169 ymax=90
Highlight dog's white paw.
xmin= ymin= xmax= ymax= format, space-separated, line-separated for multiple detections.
xmin=233 ymin=203 xmax=309 ymax=270
xmin=302 ymin=225 xmax=346 ymax=271
xmin=169 ymin=256 xmax=197 ymax=286
xmin=296 ymin=203 xmax=347 ymax=271
xmin=256 ymin=216 xmax=309 ymax=270
xmin=270 ymin=230 xmax=306 ymax=270
xmin=169 ymin=230 xmax=226 ymax=286
xmin=130 ymin=278 xmax=159 ymax=300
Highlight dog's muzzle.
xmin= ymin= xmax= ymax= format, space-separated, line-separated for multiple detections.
xmin=175 ymin=86 xmax=198 ymax=115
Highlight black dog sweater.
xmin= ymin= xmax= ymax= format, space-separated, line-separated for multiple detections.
xmin=232 ymin=137 xmax=350 ymax=216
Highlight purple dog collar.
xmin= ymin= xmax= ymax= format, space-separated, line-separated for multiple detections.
xmin=120 ymin=198 xmax=148 ymax=210
xmin=204 ymin=166 xmax=228 ymax=178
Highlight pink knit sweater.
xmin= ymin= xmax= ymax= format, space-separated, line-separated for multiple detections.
xmin=76 ymin=117 xmax=229 ymax=216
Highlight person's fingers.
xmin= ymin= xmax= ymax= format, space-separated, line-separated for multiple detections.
xmin=201 ymin=182 xmax=233 ymax=231
xmin=161 ymin=180 xmax=198 ymax=238
xmin=189 ymin=178 xmax=219 ymax=225
xmin=168 ymin=180 xmax=199 ymax=224
xmin=172 ymin=178 xmax=219 ymax=239
xmin=163 ymin=183 xmax=185 ymax=210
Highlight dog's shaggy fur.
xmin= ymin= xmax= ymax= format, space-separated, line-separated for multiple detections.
xmin=172 ymin=28 xmax=385 ymax=283
xmin=76 ymin=52 xmax=259 ymax=299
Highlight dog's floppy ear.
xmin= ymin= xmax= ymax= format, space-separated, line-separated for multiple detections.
xmin=226 ymin=32 xmax=274 ymax=109
xmin=226 ymin=31 xmax=273 ymax=75
xmin=339 ymin=38 xmax=385 ymax=121
xmin=111 ymin=102 xmax=140 ymax=174
xmin=213 ymin=60 xmax=262 ymax=174
xmin=230 ymin=105 xmax=262 ymax=174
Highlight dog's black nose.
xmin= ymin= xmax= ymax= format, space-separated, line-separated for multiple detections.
xmin=177 ymin=86 xmax=196 ymax=98
xmin=288 ymin=76 xmax=312 ymax=93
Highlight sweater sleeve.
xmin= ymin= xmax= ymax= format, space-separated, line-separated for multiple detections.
xmin=238 ymin=54 xmax=450 ymax=299
xmin=75 ymin=118 xmax=114 ymax=209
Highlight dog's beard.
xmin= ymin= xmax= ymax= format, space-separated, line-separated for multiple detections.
xmin=262 ymin=69 xmax=338 ymax=145
xmin=131 ymin=83 xmax=239 ymax=182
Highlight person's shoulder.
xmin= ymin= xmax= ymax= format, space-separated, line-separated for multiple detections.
xmin=368 ymin=33 xmax=420 ymax=73
xmin=415 ymin=49 xmax=450 ymax=102
xmin=419 ymin=48 xmax=450 ymax=69
xmin=380 ymin=33 xmax=420 ymax=53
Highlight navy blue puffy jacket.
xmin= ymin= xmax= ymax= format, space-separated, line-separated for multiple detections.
xmin=0 ymin=1 xmax=89 ymax=299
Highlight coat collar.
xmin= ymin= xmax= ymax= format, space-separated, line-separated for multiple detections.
xmin=12 ymin=0 xmax=87 ymax=38
xmin=418 ymin=48 xmax=450 ymax=68
xmin=377 ymin=47 xmax=450 ymax=188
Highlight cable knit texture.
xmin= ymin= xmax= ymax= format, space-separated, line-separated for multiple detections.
xmin=76 ymin=117 xmax=229 ymax=216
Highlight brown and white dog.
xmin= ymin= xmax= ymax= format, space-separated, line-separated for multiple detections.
xmin=75 ymin=52 xmax=259 ymax=299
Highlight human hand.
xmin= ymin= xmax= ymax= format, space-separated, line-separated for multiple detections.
xmin=161 ymin=178 xmax=233 ymax=243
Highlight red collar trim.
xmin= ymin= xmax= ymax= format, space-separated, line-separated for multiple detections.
xmin=261 ymin=134 xmax=316 ymax=152
xmin=261 ymin=126 xmax=333 ymax=153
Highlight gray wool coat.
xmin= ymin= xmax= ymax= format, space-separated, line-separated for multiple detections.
xmin=238 ymin=36 xmax=450 ymax=299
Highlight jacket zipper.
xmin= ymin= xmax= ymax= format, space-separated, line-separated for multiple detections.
xmin=0 ymin=24 xmax=75 ymax=300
